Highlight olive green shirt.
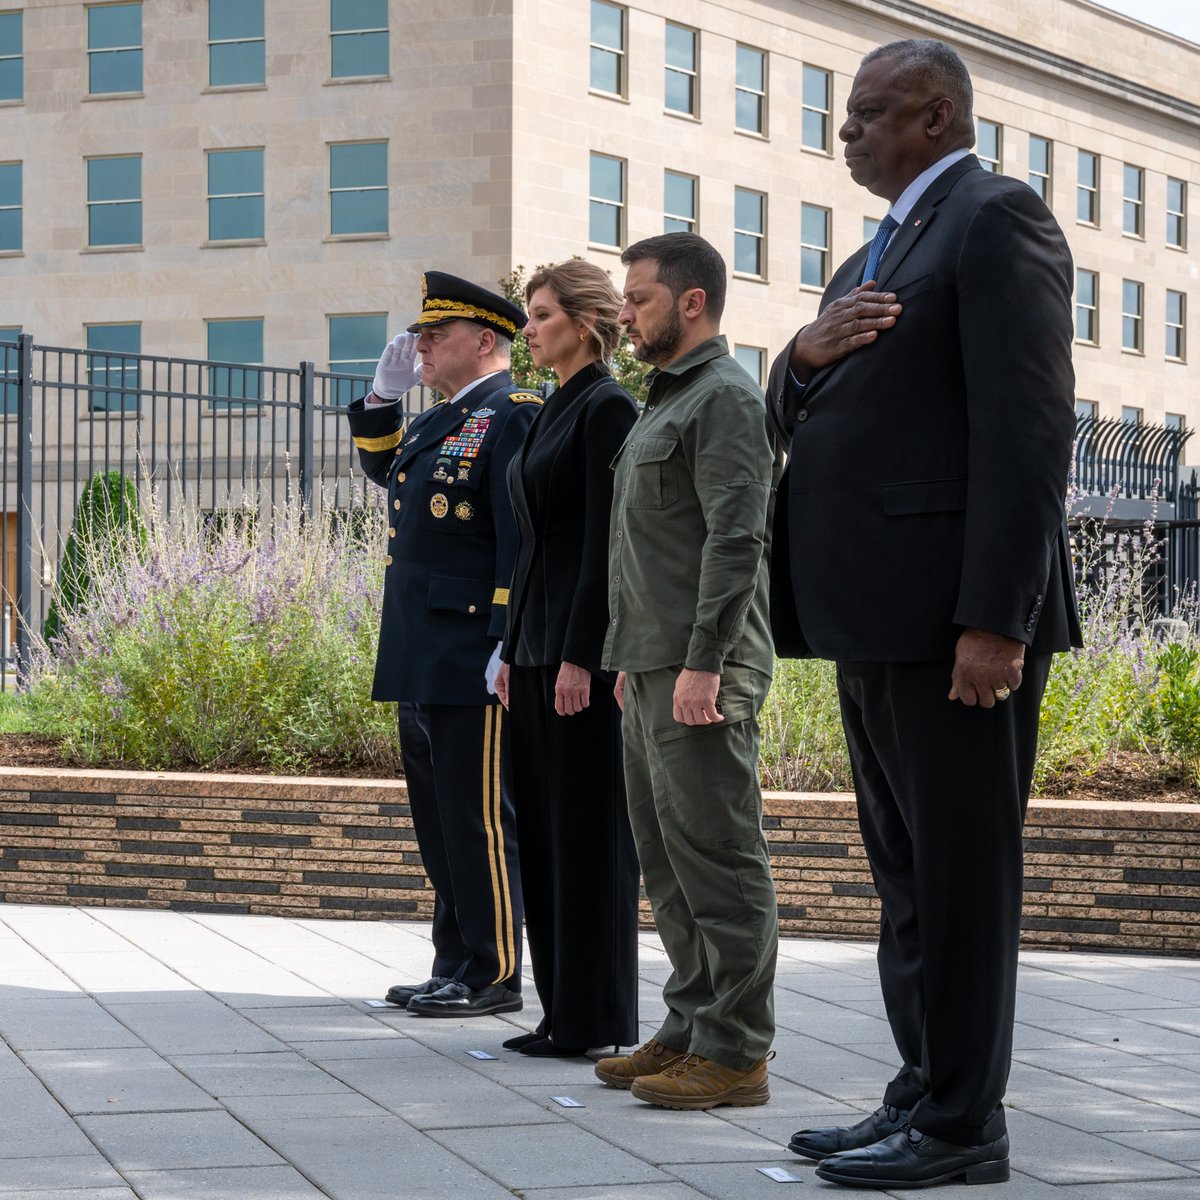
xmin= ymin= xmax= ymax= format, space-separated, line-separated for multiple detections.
xmin=602 ymin=335 xmax=780 ymax=677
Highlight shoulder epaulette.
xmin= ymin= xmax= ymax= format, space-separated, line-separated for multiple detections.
xmin=510 ymin=391 xmax=544 ymax=405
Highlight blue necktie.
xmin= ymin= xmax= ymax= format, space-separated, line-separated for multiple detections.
xmin=860 ymin=214 xmax=899 ymax=286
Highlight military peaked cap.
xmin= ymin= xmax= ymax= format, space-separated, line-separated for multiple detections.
xmin=407 ymin=271 xmax=527 ymax=339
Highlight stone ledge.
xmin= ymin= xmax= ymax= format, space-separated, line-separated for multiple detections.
xmin=0 ymin=768 xmax=1196 ymax=954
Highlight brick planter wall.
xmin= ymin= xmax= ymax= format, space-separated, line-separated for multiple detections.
xmin=0 ymin=768 xmax=1196 ymax=955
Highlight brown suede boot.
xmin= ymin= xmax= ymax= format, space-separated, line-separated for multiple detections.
xmin=630 ymin=1052 xmax=772 ymax=1110
xmin=593 ymin=1039 xmax=686 ymax=1089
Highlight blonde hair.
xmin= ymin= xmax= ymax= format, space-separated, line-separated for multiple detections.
xmin=524 ymin=259 xmax=623 ymax=363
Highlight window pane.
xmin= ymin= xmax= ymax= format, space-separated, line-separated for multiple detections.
xmin=331 ymin=189 xmax=387 ymax=235
xmin=0 ymin=209 xmax=20 ymax=251
xmin=736 ymin=46 xmax=763 ymax=91
xmin=801 ymin=204 xmax=827 ymax=246
xmin=0 ymin=11 xmax=21 ymax=102
xmin=1167 ymin=291 xmax=1183 ymax=324
xmin=89 ymin=48 xmax=143 ymax=93
xmin=89 ymin=201 xmax=141 ymax=245
xmin=208 ymin=149 xmax=263 ymax=196
xmin=1076 ymin=270 xmax=1095 ymax=306
xmin=331 ymin=0 xmax=387 ymax=29
xmin=331 ymin=31 xmax=388 ymax=77
xmin=590 ymin=155 xmax=622 ymax=202
xmin=0 ymin=11 xmax=22 ymax=54
xmin=0 ymin=58 xmax=20 ymax=102
xmin=88 ymin=3 xmax=141 ymax=50
xmin=210 ymin=39 xmax=264 ymax=86
xmin=88 ymin=156 xmax=139 ymax=201
xmin=589 ymin=201 xmax=619 ymax=246
xmin=1123 ymin=164 xmax=1141 ymax=199
xmin=734 ymin=232 xmax=760 ymax=276
xmin=591 ymin=1 xmax=622 ymax=49
xmin=0 ymin=162 xmax=19 ymax=208
xmin=208 ymin=319 xmax=263 ymax=402
xmin=735 ymin=189 xmax=762 ymax=232
xmin=1123 ymin=280 xmax=1141 ymax=313
xmin=801 ymin=247 xmax=827 ymax=287
xmin=1030 ymin=137 xmax=1049 ymax=175
xmin=734 ymin=345 xmax=764 ymax=385
xmin=1168 ymin=178 xmax=1184 ymax=210
xmin=330 ymin=142 xmax=386 ymax=188
xmin=665 ymin=25 xmax=694 ymax=70
xmin=87 ymin=323 xmax=140 ymax=412
xmin=802 ymin=65 xmax=828 ymax=110
xmin=1078 ymin=152 xmax=1096 ymax=187
xmin=736 ymin=91 xmax=762 ymax=132
xmin=590 ymin=47 xmax=619 ymax=93
xmin=665 ymin=71 xmax=693 ymax=114
xmin=210 ymin=0 xmax=263 ymax=40
xmin=209 ymin=195 xmax=263 ymax=240
xmin=664 ymin=172 xmax=694 ymax=218
xmin=0 ymin=326 xmax=17 ymax=414
xmin=330 ymin=314 xmax=386 ymax=363
xmin=802 ymin=109 xmax=827 ymax=151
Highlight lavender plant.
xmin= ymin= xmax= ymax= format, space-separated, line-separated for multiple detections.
xmin=31 ymin=484 xmax=400 ymax=773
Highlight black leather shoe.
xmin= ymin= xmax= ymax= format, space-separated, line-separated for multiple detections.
xmin=788 ymin=1104 xmax=909 ymax=1160
xmin=815 ymin=1126 xmax=1010 ymax=1189
xmin=407 ymin=981 xmax=523 ymax=1018
xmin=516 ymin=1037 xmax=587 ymax=1058
xmin=502 ymin=1030 xmax=545 ymax=1050
xmin=384 ymin=976 xmax=451 ymax=1007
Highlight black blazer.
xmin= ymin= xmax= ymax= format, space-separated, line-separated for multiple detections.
xmin=767 ymin=156 xmax=1082 ymax=663
xmin=348 ymin=372 xmax=540 ymax=703
xmin=502 ymin=363 xmax=638 ymax=676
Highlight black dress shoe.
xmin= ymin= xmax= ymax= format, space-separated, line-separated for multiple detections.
xmin=516 ymin=1037 xmax=587 ymax=1058
xmin=502 ymin=1030 xmax=545 ymax=1050
xmin=383 ymin=976 xmax=451 ymax=1007
xmin=788 ymin=1104 xmax=909 ymax=1160
xmin=407 ymin=981 xmax=523 ymax=1018
xmin=815 ymin=1126 xmax=1010 ymax=1189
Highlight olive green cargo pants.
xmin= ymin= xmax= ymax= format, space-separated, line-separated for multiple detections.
xmin=622 ymin=663 xmax=778 ymax=1070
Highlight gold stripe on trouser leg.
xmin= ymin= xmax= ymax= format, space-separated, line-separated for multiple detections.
xmin=482 ymin=705 xmax=516 ymax=984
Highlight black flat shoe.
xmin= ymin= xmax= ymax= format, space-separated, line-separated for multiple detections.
xmin=517 ymin=1037 xmax=587 ymax=1058
xmin=502 ymin=1030 xmax=545 ymax=1050
xmin=384 ymin=976 xmax=452 ymax=1007
xmin=407 ymin=981 xmax=523 ymax=1018
xmin=815 ymin=1127 xmax=1010 ymax=1189
xmin=788 ymin=1104 xmax=909 ymax=1160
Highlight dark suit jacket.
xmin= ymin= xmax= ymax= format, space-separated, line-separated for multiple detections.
xmin=502 ymin=363 xmax=638 ymax=676
xmin=348 ymin=372 xmax=540 ymax=703
xmin=768 ymin=155 xmax=1082 ymax=662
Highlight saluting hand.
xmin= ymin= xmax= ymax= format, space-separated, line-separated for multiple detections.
xmin=371 ymin=332 xmax=423 ymax=400
xmin=787 ymin=284 xmax=902 ymax=384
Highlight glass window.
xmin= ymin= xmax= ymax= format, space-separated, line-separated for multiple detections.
xmin=1122 ymin=279 xmax=1143 ymax=353
xmin=588 ymin=153 xmax=624 ymax=248
xmin=209 ymin=0 xmax=264 ymax=87
xmin=733 ymin=344 xmax=765 ymax=387
xmin=1075 ymin=269 xmax=1098 ymax=344
xmin=1121 ymin=405 xmax=1142 ymax=425
xmin=0 ymin=325 xmax=18 ymax=414
xmin=735 ymin=45 xmax=765 ymax=135
xmin=330 ymin=0 xmax=388 ymax=79
xmin=589 ymin=1 xmax=624 ymax=96
xmin=1166 ymin=290 xmax=1186 ymax=361
xmin=207 ymin=148 xmax=264 ymax=241
xmin=1075 ymin=398 xmax=1097 ymax=421
xmin=1028 ymin=135 xmax=1051 ymax=202
xmin=733 ymin=186 xmax=765 ymax=277
xmin=329 ymin=141 xmax=388 ymax=236
xmin=86 ymin=323 xmax=140 ymax=412
xmin=1077 ymin=151 xmax=1099 ymax=224
xmin=664 ymin=170 xmax=696 ymax=234
xmin=802 ymin=65 xmax=831 ymax=153
xmin=0 ymin=161 xmax=20 ymax=251
xmin=1123 ymin=164 xmax=1144 ymax=237
xmin=863 ymin=216 xmax=881 ymax=243
xmin=0 ymin=10 xmax=22 ymax=102
xmin=800 ymin=203 xmax=830 ymax=289
xmin=87 ymin=3 xmax=143 ymax=95
xmin=1167 ymin=177 xmax=1186 ymax=249
xmin=1165 ymin=412 xmax=1186 ymax=431
xmin=207 ymin=318 xmax=263 ymax=406
xmin=329 ymin=313 xmax=386 ymax=405
xmin=664 ymin=23 xmax=697 ymax=117
xmin=977 ymin=120 xmax=1001 ymax=173
xmin=86 ymin=156 xmax=142 ymax=247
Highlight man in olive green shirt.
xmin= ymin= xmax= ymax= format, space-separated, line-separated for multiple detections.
xmin=593 ymin=233 xmax=782 ymax=1111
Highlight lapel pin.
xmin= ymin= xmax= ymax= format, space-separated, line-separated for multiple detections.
xmin=913 ymin=218 xmax=922 ymax=227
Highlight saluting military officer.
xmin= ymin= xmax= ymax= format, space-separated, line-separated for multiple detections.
xmin=348 ymin=271 xmax=541 ymax=1017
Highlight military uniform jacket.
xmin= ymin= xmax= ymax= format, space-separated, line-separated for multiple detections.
xmin=349 ymin=372 xmax=541 ymax=704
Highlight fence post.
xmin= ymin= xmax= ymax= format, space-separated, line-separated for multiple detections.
xmin=298 ymin=360 xmax=315 ymax=517
xmin=15 ymin=334 xmax=33 ymax=685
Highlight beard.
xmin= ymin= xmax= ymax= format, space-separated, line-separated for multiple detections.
xmin=633 ymin=304 xmax=684 ymax=365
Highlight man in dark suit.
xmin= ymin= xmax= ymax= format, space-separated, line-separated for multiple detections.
xmin=769 ymin=40 xmax=1081 ymax=1187
xmin=348 ymin=272 xmax=540 ymax=1017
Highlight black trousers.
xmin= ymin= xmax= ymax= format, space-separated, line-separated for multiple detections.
xmin=835 ymin=655 xmax=1051 ymax=1147
xmin=507 ymin=664 xmax=639 ymax=1047
xmin=396 ymin=701 xmax=522 ymax=991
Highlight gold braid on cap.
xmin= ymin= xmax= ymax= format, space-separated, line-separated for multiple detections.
xmin=415 ymin=299 xmax=518 ymax=336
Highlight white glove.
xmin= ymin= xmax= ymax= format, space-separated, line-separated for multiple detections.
xmin=484 ymin=642 xmax=503 ymax=695
xmin=371 ymin=332 xmax=423 ymax=400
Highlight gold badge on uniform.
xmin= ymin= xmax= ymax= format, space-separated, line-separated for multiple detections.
xmin=454 ymin=501 xmax=475 ymax=521
xmin=430 ymin=493 xmax=449 ymax=518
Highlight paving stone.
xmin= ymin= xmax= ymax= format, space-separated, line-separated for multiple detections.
xmin=23 ymin=1047 xmax=219 ymax=1115
xmin=39 ymin=951 xmax=194 ymax=1001
xmin=1019 ymin=1096 xmax=1200 ymax=1134
xmin=222 ymin=1091 xmax=386 ymax=1123
xmin=242 ymin=1004 xmax=400 ymax=1044
xmin=0 ymin=1154 xmax=128 ymax=1193
xmin=76 ymin=1111 xmax=285 ymax=1172
xmin=172 ymin=1051 xmax=355 ymax=1099
xmin=0 ymin=1076 xmax=99 ymax=1158
xmin=289 ymin=1036 xmax=432 ymax=1062
xmin=0 ymin=1189 xmax=137 ymax=1200
xmin=124 ymin=1164 xmax=331 ymax=1199
xmin=103 ymin=1000 xmax=282 ymax=1057
xmin=519 ymin=1186 xmax=708 ymax=1199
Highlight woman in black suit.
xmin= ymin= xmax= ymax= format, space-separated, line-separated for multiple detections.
xmin=493 ymin=260 xmax=640 ymax=1057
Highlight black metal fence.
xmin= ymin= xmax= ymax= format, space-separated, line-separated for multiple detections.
xmin=0 ymin=333 xmax=438 ymax=687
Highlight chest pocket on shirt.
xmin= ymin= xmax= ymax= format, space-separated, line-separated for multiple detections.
xmin=624 ymin=435 xmax=679 ymax=510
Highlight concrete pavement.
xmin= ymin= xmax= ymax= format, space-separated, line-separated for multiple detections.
xmin=0 ymin=903 xmax=1197 ymax=1198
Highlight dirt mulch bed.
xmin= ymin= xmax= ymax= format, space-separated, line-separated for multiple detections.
xmin=0 ymin=736 xmax=1197 ymax=801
